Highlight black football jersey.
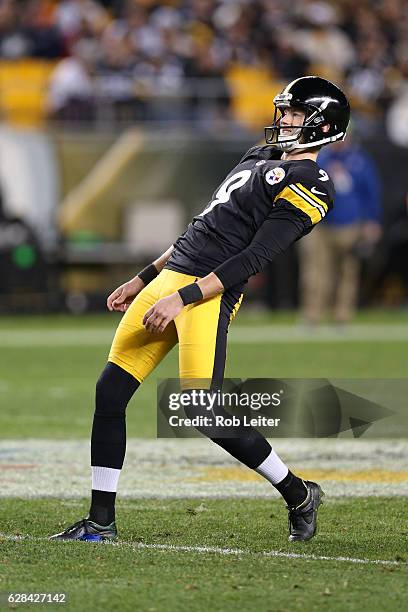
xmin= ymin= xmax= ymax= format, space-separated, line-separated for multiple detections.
xmin=165 ymin=145 xmax=335 ymax=287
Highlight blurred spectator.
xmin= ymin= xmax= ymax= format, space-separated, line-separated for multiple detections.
xmin=299 ymin=136 xmax=382 ymax=325
xmin=387 ymin=83 xmax=408 ymax=147
xmin=289 ymin=1 xmax=355 ymax=77
xmin=265 ymin=35 xmax=310 ymax=82
xmin=23 ymin=0 xmax=65 ymax=58
xmin=94 ymin=33 xmax=139 ymax=121
xmin=0 ymin=0 xmax=32 ymax=58
xmin=0 ymin=0 xmax=64 ymax=59
xmin=48 ymin=38 xmax=97 ymax=121
xmin=54 ymin=0 xmax=109 ymax=46
xmin=184 ymin=39 xmax=230 ymax=125
xmin=386 ymin=44 xmax=408 ymax=146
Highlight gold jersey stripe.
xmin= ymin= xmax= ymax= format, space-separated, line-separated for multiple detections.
xmin=229 ymin=293 xmax=244 ymax=324
xmin=290 ymin=184 xmax=326 ymax=217
xmin=295 ymin=183 xmax=329 ymax=212
xmin=274 ymin=185 xmax=323 ymax=224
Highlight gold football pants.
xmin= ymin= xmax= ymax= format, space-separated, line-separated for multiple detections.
xmin=108 ymin=269 xmax=243 ymax=388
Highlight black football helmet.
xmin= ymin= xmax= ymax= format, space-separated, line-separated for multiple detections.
xmin=264 ymin=76 xmax=350 ymax=151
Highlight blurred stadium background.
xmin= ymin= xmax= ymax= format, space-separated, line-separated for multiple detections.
xmin=1 ymin=1 xmax=408 ymax=609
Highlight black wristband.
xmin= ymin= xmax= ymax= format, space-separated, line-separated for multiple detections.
xmin=137 ymin=264 xmax=158 ymax=285
xmin=178 ymin=282 xmax=204 ymax=305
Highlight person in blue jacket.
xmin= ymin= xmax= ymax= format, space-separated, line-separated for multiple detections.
xmin=299 ymin=133 xmax=382 ymax=324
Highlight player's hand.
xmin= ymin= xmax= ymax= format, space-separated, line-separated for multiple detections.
xmin=107 ymin=277 xmax=145 ymax=312
xmin=143 ymin=293 xmax=184 ymax=333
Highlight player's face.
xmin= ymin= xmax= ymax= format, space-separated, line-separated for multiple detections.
xmin=279 ymin=107 xmax=306 ymax=136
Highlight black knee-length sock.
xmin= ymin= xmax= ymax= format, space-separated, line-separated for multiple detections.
xmin=89 ymin=363 xmax=139 ymax=525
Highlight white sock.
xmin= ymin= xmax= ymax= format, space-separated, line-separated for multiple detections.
xmin=91 ymin=466 xmax=121 ymax=492
xmin=254 ymin=449 xmax=289 ymax=485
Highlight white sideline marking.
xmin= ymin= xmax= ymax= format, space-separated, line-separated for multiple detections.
xmin=120 ymin=541 xmax=406 ymax=566
xmin=0 ymin=532 xmax=405 ymax=567
xmin=1 ymin=324 xmax=408 ymax=346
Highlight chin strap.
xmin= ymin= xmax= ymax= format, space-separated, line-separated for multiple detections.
xmin=274 ymin=131 xmax=345 ymax=152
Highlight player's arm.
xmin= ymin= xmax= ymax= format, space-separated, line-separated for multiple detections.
xmin=212 ymin=207 xmax=306 ymax=289
xmin=107 ymin=245 xmax=174 ymax=312
xmin=209 ymin=178 xmax=332 ymax=290
xmin=143 ymin=207 xmax=307 ymax=332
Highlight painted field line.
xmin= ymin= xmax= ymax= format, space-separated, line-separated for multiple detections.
xmin=0 ymin=532 xmax=405 ymax=567
xmin=2 ymin=324 xmax=408 ymax=347
xmin=130 ymin=542 xmax=406 ymax=567
xmin=231 ymin=324 xmax=408 ymax=344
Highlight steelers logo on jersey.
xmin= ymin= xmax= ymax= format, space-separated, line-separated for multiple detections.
xmin=265 ymin=167 xmax=286 ymax=185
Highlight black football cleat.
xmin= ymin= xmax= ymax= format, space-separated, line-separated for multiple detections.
xmin=287 ymin=481 xmax=324 ymax=542
xmin=49 ymin=518 xmax=117 ymax=542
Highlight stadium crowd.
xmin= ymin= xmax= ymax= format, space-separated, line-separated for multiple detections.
xmin=0 ymin=0 xmax=407 ymax=136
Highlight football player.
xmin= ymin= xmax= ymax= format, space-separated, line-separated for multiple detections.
xmin=50 ymin=76 xmax=350 ymax=543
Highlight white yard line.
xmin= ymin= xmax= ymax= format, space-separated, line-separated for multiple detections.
xmin=230 ymin=324 xmax=408 ymax=343
xmin=1 ymin=324 xmax=408 ymax=346
xmin=131 ymin=542 xmax=406 ymax=566
xmin=0 ymin=532 xmax=405 ymax=567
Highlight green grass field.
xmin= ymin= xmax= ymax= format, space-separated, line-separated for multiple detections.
xmin=1 ymin=309 xmax=408 ymax=610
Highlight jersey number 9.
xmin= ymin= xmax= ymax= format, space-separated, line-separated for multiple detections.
xmin=199 ymin=170 xmax=252 ymax=217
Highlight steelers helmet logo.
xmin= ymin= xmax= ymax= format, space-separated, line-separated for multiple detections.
xmin=265 ymin=167 xmax=286 ymax=185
